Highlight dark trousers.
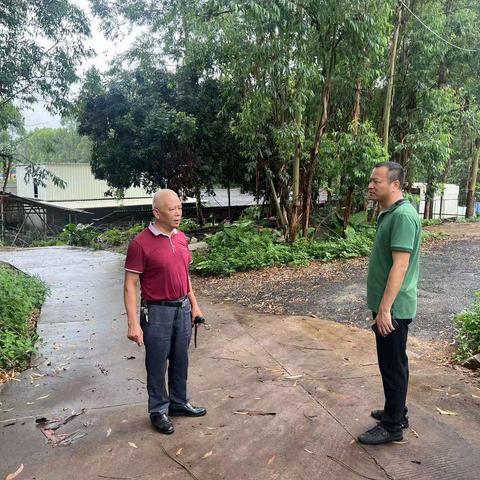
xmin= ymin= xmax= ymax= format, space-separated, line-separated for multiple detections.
xmin=140 ymin=300 xmax=192 ymax=415
xmin=373 ymin=312 xmax=412 ymax=432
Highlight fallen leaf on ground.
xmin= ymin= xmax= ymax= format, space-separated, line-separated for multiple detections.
xmin=202 ymin=451 xmax=213 ymax=459
xmin=176 ymin=448 xmax=183 ymax=456
xmin=234 ymin=410 xmax=276 ymax=416
xmin=436 ymin=407 xmax=458 ymax=416
xmin=268 ymin=455 xmax=276 ymax=465
xmin=128 ymin=442 xmax=138 ymax=448
xmin=5 ymin=464 xmax=23 ymax=480
xmin=106 ymin=428 xmax=112 ymax=437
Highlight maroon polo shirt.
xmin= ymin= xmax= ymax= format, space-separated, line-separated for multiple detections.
xmin=125 ymin=224 xmax=192 ymax=301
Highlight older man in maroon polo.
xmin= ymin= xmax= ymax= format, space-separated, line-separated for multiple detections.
xmin=124 ymin=189 xmax=206 ymax=435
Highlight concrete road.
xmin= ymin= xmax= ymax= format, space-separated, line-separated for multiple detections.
xmin=1 ymin=247 xmax=479 ymax=480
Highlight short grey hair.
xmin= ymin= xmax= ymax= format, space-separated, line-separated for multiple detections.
xmin=152 ymin=189 xmax=179 ymax=209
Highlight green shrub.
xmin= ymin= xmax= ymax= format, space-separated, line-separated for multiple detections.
xmin=98 ymin=228 xmax=123 ymax=247
xmin=126 ymin=224 xmax=145 ymax=239
xmin=59 ymin=223 xmax=98 ymax=246
xmin=191 ymin=221 xmax=375 ymax=276
xmin=422 ymin=218 xmax=442 ymax=227
xmin=239 ymin=205 xmax=263 ymax=222
xmin=454 ymin=292 xmax=480 ymax=362
xmin=457 ymin=216 xmax=480 ymax=224
xmin=0 ymin=265 xmax=48 ymax=371
xmin=179 ymin=218 xmax=200 ymax=231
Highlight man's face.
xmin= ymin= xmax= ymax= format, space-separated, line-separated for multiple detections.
xmin=368 ymin=167 xmax=399 ymax=203
xmin=153 ymin=193 xmax=182 ymax=229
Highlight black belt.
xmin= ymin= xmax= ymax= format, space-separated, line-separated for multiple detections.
xmin=142 ymin=296 xmax=208 ymax=348
xmin=144 ymin=296 xmax=188 ymax=308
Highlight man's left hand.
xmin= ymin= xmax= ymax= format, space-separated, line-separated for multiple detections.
xmin=375 ymin=309 xmax=395 ymax=337
xmin=191 ymin=306 xmax=204 ymax=326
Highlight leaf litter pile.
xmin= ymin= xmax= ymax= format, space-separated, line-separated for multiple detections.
xmin=193 ymin=257 xmax=368 ymax=315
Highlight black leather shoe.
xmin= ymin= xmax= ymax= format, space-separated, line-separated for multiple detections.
xmin=150 ymin=413 xmax=174 ymax=434
xmin=168 ymin=402 xmax=207 ymax=417
xmin=358 ymin=424 xmax=403 ymax=445
xmin=371 ymin=409 xmax=409 ymax=429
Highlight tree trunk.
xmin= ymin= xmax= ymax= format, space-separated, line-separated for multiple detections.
xmin=288 ymin=113 xmax=302 ymax=242
xmin=382 ymin=3 xmax=402 ymax=151
xmin=195 ymin=188 xmax=205 ymax=226
xmin=466 ymin=138 xmax=480 ymax=218
xmin=343 ymin=186 xmax=355 ymax=234
xmin=424 ymin=182 xmax=435 ymax=219
xmin=266 ymin=168 xmax=287 ymax=233
xmin=438 ymin=156 xmax=453 ymax=219
xmin=301 ymin=50 xmax=334 ymax=236
xmin=0 ymin=157 xmax=12 ymax=243
xmin=342 ymin=82 xmax=362 ymax=233
xmin=352 ymin=81 xmax=361 ymax=124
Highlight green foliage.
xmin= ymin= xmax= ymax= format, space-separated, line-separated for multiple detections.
xmin=239 ymin=206 xmax=263 ymax=222
xmin=16 ymin=124 xmax=92 ymax=164
xmin=328 ymin=121 xmax=388 ymax=195
xmin=0 ymin=0 xmax=91 ymax=111
xmin=179 ymin=218 xmax=200 ymax=231
xmin=422 ymin=219 xmax=442 ymax=227
xmin=98 ymin=228 xmax=123 ymax=247
xmin=76 ymin=59 xmax=242 ymax=195
xmin=457 ymin=216 xmax=480 ymax=224
xmin=56 ymin=223 xmax=146 ymax=249
xmin=191 ymin=222 xmax=375 ymax=276
xmin=454 ymin=292 xmax=480 ymax=362
xmin=126 ymin=224 xmax=146 ymax=238
xmin=59 ymin=223 xmax=98 ymax=246
xmin=0 ymin=265 xmax=48 ymax=371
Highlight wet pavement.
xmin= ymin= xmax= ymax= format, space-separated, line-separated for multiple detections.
xmin=1 ymin=247 xmax=480 ymax=480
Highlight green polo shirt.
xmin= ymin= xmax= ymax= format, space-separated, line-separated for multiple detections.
xmin=367 ymin=199 xmax=421 ymax=319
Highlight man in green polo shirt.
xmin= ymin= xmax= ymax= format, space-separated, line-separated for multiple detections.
xmin=358 ymin=161 xmax=421 ymax=445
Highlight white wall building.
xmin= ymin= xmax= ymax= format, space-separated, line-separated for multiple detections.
xmin=413 ymin=183 xmax=463 ymax=218
xmin=15 ymin=163 xmax=152 ymax=210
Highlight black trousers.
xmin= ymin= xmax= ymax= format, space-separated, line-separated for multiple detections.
xmin=373 ymin=312 xmax=412 ymax=432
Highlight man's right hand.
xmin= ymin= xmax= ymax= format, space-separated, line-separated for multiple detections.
xmin=128 ymin=323 xmax=144 ymax=346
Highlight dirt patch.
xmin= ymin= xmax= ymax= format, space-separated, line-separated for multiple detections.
xmin=194 ymin=222 xmax=480 ymax=343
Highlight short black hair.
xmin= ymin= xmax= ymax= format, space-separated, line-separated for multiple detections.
xmin=374 ymin=161 xmax=404 ymax=186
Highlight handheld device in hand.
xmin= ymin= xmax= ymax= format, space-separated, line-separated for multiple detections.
xmin=193 ymin=316 xmax=207 ymax=348
xmin=371 ymin=318 xmax=398 ymax=335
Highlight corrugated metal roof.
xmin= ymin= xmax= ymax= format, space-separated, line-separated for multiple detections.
xmin=47 ymin=197 xmax=153 ymax=210
xmin=1 ymin=193 xmax=92 ymax=214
